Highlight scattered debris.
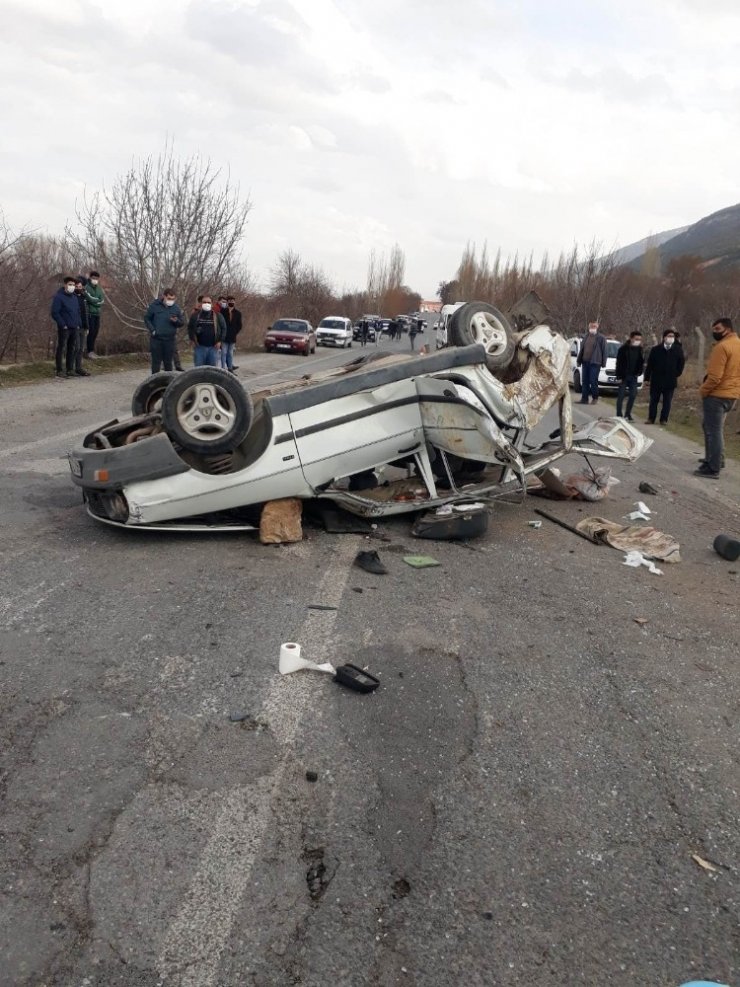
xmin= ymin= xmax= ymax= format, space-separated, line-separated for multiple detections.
xmin=402 ymin=555 xmax=441 ymax=568
xmin=635 ymin=500 xmax=652 ymax=515
xmin=307 ymin=504 xmax=373 ymax=534
xmin=639 ymin=481 xmax=659 ymax=495
xmin=279 ymin=642 xmax=335 ymax=676
xmin=622 ymin=551 xmax=663 ymax=576
xmin=575 ymin=517 xmax=681 ymax=562
xmin=713 ymin=534 xmax=740 ymax=562
xmin=530 ymin=465 xmax=619 ymax=501
xmin=228 ymin=711 xmax=253 ymax=722
xmin=305 ymin=770 xmax=319 ymax=783
xmin=260 ymin=498 xmax=303 ymax=544
xmin=333 ymin=663 xmax=380 ymax=693
xmin=351 ymin=587 xmax=364 ymax=593
xmin=229 ymin=670 xmax=244 ymax=678
xmin=691 ymin=853 xmax=718 ymax=874
xmin=633 ymin=617 xmax=649 ymax=626
xmin=528 ymin=520 xmax=542 ymax=529
xmin=626 ymin=511 xmax=651 ymax=522
xmin=307 ymin=604 xmax=338 ymax=611
xmin=354 ymin=550 xmax=388 ymax=575
xmin=392 ymin=878 xmax=411 ymax=899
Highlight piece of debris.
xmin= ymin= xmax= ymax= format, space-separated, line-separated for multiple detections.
xmin=229 ymin=670 xmax=244 ymax=678
xmin=575 ymin=516 xmax=681 ymax=562
xmin=635 ymin=500 xmax=652 ymax=515
xmin=691 ymin=853 xmax=718 ymax=874
xmin=279 ymin=642 xmax=335 ymax=676
xmin=260 ymin=498 xmax=303 ymax=544
xmin=626 ymin=511 xmax=651 ymax=522
xmin=354 ymin=550 xmax=388 ymax=575
xmin=622 ymin=551 xmax=663 ymax=576
xmin=633 ymin=617 xmax=649 ymax=626
xmin=639 ymin=481 xmax=659 ymax=495
xmin=333 ymin=663 xmax=380 ymax=693
xmin=528 ymin=520 xmax=542 ymax=529
xmin=305 ymin=770 xmax=319 ymax=783
xmin=713 ymin=534 xmax=740 ymax=562
xmin=351 ymin=587 xmax=364 ymax=593
xmin=307 ymin=604 xmax=338 ymax=611
xmin=402 ymin=555 xmax=441 ymax=568
xmin=228 ymin=711 xmax=253 ymax=722
xmin=412 ymin=504 xmax=488 ymax=540
xmin=306 ymin=504 xmax=373 ymax=534
xmin=534 ymin=508 xmax=598 ymax=543
xmin=392 ymin=878 xmax=411 ymax=899
xmin=530 ymin=466 xmax=619 ymax=502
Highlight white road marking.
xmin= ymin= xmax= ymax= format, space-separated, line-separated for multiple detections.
xmin=156 ymin=535 xmax=360 ymax=986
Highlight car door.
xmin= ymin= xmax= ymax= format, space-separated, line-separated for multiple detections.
xmin=415 ymin=377 xmax=516 ymax=464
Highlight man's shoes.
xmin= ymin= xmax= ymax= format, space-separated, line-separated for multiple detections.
xmin=644 ymin=419 xmax=655 ymax=424
xmin=354 ymin=550 xmax=387 ymax=575
xmin=699 ymin=458 xmax=725 ymax=470
xmin=232 ymin=365 xmax=239 ymax=370
xmin=626 ymin=415 xmax=634 ymax=422
xmin=65 ymin=371 xmax=73 ymax=378
xmin=75 ymin=369 xmax=91 ymax=377
xmin=174 ymin=365 xmax=184 ymax=372
xmin=54 ymin=371 xmax=65 ymax=380
xmin=590 ymin=398 xmax=598 ymax=404
xmin=694 ymin=465 xmax=720 ymax=478
xmin=659 ymin=420 xmax=668 ymax=426
xmin=578 ymin=400 xmax=589 ymax=404
xmin=87 ymin=352 xmax=98 ymax=359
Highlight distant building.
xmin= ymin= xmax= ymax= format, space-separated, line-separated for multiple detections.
xmin=421 ymin=300 xmax=442 ymax=313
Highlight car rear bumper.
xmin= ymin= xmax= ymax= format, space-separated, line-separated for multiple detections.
xmin=68 ymin=430 xmax=189 ymax=492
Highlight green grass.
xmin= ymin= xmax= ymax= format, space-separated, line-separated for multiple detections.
xmin=629 ymin=395 xmax=740 ymax=462
xmin=0 ymin=352 xmax=163 ymax=387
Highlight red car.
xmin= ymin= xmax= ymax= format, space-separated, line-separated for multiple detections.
xmin=265 ymin=318 xmax=317 ymax=356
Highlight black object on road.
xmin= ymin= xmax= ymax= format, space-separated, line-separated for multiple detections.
xmin=305 ymin=770 xmax=319 ymax=782
xmin=307 ymin=604 xmax=338 ymax=611
xmin=639 ymin=481 xmax=659 ymax=495
xmin=713 ymin=534 xmax=740 ymax=561
xmin=412 ymin=506 xmax=488 ymax=541
xmin=533 ymin=507 xmax=597 ymax=543
xmin=354 ymin=550 xmax=388 ymax=574
xmin=333 ymin=663 xmax=380 ymax=693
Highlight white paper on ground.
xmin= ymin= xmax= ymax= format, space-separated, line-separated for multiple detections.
xmin=622 ymin=550 xmax=663 ymax=575
xmin=635 ymin=501 xmax=652 ymax=515
xmin=626 ymin=511 xmax=651 ymax=521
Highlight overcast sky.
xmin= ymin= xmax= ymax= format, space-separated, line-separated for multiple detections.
xmin=1 ymin=0 xmax=738 ymax=297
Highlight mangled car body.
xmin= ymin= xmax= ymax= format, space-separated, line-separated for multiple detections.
xmin=68 ymin=302 xmax=651 ymax=530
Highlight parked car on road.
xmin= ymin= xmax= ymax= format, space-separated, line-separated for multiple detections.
xmin=352 ymin=319 xmax=377 ymax=343
xmin=265 ymin=319 xmax=316 ymax=356
xmin=436 ymin=302 xmax=465 ymax=349
xmin=568 ymin=337 xmax=644 ymax=392
xmin=68 ymin=301 xmax=651 ymax=532
xmin=316 ymin=316 xmax=353 ymax=348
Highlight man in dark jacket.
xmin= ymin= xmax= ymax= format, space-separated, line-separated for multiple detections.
xmin=50 ymin=276 xmax=82 ymax=379
xmin=187 ymin=294 xmax=226 ymax=367
xmin=73 ymin=277 xmax=91 ymax=377
xmin=84 ymin=269 xmax=105 ymax=357
xmin=220 ymin=295 xmax=242 ymax=372
xmin=576 ymin=320 xmax=608 ymax=404
xmin=144 ymin=288 xmax=185 ymax=373
xmin=644 ymin=328 xmax=685 ymax=424
xmin=615 ymin=330 xmax=644 ymax=421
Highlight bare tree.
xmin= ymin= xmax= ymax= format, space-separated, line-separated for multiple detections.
xmin=67 ymin=141 xmax=252 ymax=315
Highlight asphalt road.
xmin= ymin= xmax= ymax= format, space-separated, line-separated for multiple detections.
xmin=1 ymin=338 xmax=738 ymax=987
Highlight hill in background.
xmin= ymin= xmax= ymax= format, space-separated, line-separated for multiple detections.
xmin=626 ymin=202 xmax=740 ymax=273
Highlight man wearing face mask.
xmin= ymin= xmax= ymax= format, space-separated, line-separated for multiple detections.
xmin=50 ymin=276 xmax=82 ymax=379
xmin=187 ymin=294 xmax=227 ymax=367
xmin=144 ymin=288 xmax=185 ymax=373
xmin=73 ymin=277 xmax=91 ymax=377
xmin=644 ymin=328 xmax=685 ymax=425
xmin=615 ymin=330 xmax=644 ymax=421
xmin=576 ymin=320 xmax=608 ymax=404
xmin=84 ymin=270 xmax=105 ymax=358
xmin=695 ymin=317 xmax=740 ymax=478
xmin=220 ymin=295 xmax=242 ymax=373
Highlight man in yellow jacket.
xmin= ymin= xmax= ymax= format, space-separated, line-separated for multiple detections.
xmin=695 ymin=317 xmax=740 ymax=477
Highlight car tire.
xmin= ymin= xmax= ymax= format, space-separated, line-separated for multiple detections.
xmin=131 ymin=371 xmax=177 ymax=416
xmin=449 ymin=302 xmax=515 ymax=369
xmin=161 ymin=367 xmax=253 ymax=455
xmin=573 ymin=369 xmax=581 ymax=391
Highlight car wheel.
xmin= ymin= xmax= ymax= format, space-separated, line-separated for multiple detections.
xmin=449 ymin=302 xmax=515 ymax=369
xmin=573 ymin=369 xmax=581 ymax=391
xmin=131 ymin=371 xmax=177 ymax=416
xmin=161 ymin=367 xmax=253 ymax=455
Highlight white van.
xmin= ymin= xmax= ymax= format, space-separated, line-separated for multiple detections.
xmin=436 ymin=302 xmax=465 ymax=349
xmin=316 ymin=316 xmax=353 ymax=348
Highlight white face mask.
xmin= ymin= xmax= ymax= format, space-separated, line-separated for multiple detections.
xmin=664 ymin=338 xmax=674 ymax=347
xmin=201 ymin=303 xmax=212 ymax=312
xmin=64 ymin=284 xmax=75 ymax=293
xmin=631 ymin=339 xmax=641 ymax=346
xmin=588 ymin=328 xmax=597 ymax=335
xmin=90 ymin=279 xmax=98 ymax=285
xmin=163 ymin=298 xmax=175 ymax=307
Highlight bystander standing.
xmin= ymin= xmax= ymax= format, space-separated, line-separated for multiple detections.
xmin=50 ymin=276 xmax=82 ymax=380
xmin=221 ymin=295 xmax=242 ymax=372
xmin=695 ymin=317 xmax=740 ymax=478
xmin=84 ymin=270 xmax=105 ymax=358
xmin=144 ymin=288 xmax=185 ymax=373
xmin=188 ymin=295 xmax=226 ymax=366
xmin=615 ymin=331 xmax=644 ymax=421
xmin=644 ymin=329 xmax=685 ymax=425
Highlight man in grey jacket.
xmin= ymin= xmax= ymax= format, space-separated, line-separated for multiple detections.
xmin=577 ymin=320 xmax=608 ymax=404
xmin=144 ymin=289 xmax=185 ymax=373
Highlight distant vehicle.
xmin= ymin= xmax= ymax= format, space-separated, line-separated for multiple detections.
xmin=436 ymin=302 xmax=465 ymax=349
xmin=568 ymin=336 xmax=644 ymax=393
xmin=395 ymin=315 xmax=411 ymax=334
xmin=265 ymin=319 xmax=316 ymax=356
xmin=353 ymin=318 xmax=377 ymax=343
xmin=316 ymin=316 xmax=353 ymax=348
xmin=379 ymin=319 xmax=393 ymax=334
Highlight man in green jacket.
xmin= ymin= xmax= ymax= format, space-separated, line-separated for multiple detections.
xmin=84 ymin=270 xmax=105 ymax=358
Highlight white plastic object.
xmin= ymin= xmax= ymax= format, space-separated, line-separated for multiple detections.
xmin=279 ymin=642 xmax=335 ymax=676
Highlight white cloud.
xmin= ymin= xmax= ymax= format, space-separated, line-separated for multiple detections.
xmin=0 ymin=0 xmax=737 ymax=298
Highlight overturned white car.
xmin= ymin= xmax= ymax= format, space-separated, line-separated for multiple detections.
xmin=68 ymin=302 xmax=651 ymax=530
